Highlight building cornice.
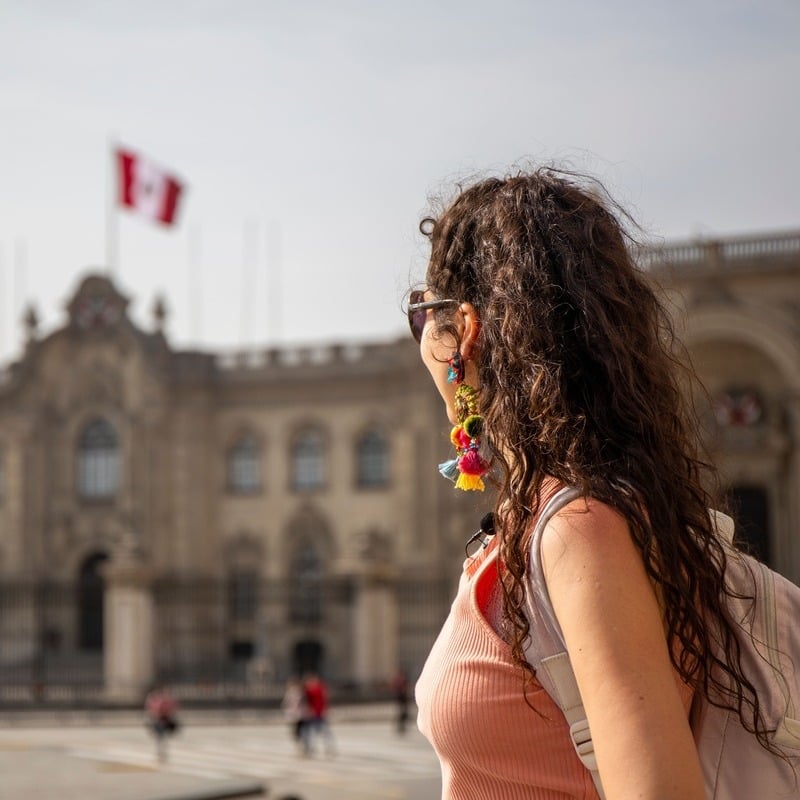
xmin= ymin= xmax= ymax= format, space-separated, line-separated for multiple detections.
xmin=639 ymin=229 xmax=800 ymax=277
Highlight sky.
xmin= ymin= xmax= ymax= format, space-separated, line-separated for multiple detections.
xmin=0 ymin=0 xmax=798 ymax=362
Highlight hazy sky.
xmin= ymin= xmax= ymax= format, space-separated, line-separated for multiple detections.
xmin=0 ymin=0 xmax=798 ymax=361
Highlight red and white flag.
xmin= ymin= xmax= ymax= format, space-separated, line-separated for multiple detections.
xmin=116 ymin=148 xmax=185 ymax=226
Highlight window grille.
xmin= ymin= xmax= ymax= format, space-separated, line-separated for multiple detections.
xmin=228 ymin=436 xmax=262 ymax=494
xmin=292 ymin=430 xmax=325 ymax=490
xmin=357 ymin=430 xmax=389 ymax=487
xmin=77 ymin=420 xmax=119 ymax=499
xmin=289 ymin=545 xmax=322 ymax=623
xmin=228 ymin=570 xmax=259 ymax=622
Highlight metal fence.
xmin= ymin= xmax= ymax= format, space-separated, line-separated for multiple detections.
xmin=0 ymin=574 xmax=452 ymax=707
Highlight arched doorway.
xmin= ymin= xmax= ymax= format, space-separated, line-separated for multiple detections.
xmin=78 ymin=552 xmax=109 ymax=650
xmin=293 ymin=640 xmax=324 ymax=676
xmin=727 ymin=485 xmax=771 ymax=566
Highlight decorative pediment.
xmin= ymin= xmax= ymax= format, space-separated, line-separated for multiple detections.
xmin=67 ymin=275 xmax=130 ymax=332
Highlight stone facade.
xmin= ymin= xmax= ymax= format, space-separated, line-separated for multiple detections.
xmin=644 ymin=231 xmax=800 ymax=581
xmin=0 ymin=229 xmax=798 ymax=703
xmin=0 ymin=274 xmax=484 ymax=702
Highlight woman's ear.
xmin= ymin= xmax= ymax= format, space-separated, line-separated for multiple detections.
xmin=459 ymin=303 xmax=481 ymax=361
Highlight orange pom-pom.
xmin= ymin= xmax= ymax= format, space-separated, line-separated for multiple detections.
xmin=450 ymin=425 xmax=471 ymax=449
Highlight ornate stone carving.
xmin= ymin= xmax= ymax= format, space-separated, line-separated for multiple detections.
xmin=67 ymin=275 xmax=130 ymax=332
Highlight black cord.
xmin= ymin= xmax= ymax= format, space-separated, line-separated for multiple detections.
xmin=465 ymin=512 xmax=496 ymax=556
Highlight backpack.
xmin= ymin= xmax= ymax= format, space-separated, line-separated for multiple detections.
xmin=523 ymin=486 xmax=800 ymax=800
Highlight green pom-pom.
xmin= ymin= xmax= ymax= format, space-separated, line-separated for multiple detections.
xmin=463 ymin=414 xmax=484 ymax=438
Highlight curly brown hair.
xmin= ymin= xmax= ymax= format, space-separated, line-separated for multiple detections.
xmin=420 ymin=167 xmax=771 ymax=749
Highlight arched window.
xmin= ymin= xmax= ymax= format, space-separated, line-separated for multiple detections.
xmin=228 ymin=435 xmax=262 ymax=494
xmin=228 ymin=569 xmax=259 ymax=622
xmin=356 ymin=430 xmax=389 ymax=488
xmin=289 ymin=544 xmax=323 ymax=624
xmin=77 ymin=419 xmax=119 ymax=499
xmin=292 ymin=429 xmax=325 ymax=491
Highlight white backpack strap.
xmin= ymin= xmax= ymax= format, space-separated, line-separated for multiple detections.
xmin=525 ymin=487 xmax=606 ymax=799
xmin=540 ymin=653 xmax=605 ymax=799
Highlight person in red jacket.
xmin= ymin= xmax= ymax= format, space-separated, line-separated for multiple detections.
xmin=302 ymin=673 xmax=335 ymax=755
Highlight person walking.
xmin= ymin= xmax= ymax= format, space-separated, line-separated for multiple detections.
xmin=390 ymin=669 xmax=410 ymax=735
xmin=408 ymin=167 xmax=779 ymax=799
xmin=281 ymin=676 xmax=310 ymax=755
xmin=302 ymin=673 xmax=335 ymax=755
xmin=144 ymin=683 xmax=179 ymax=763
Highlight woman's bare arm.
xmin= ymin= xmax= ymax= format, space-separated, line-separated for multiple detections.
xmin=541 ymin=499 xmax=704 ymax=800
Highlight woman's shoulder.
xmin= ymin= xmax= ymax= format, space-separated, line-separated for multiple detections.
xmin=538 ymin=492 xmax=637 ymax=580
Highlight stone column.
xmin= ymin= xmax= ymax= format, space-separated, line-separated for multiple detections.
xmin=352 ymin=568 xmax=397 ymax=690
xmin=103 ymin=558 xmax=155 ymax=703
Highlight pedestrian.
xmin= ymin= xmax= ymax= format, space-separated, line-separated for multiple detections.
xmin=281 ymin=676 xmax=310 ymax=755
xmin=144 ymin=683 xmax=179 ymax=763
xmin=409 ymin=168 xmax=777 ymax=799
xmin=390 ymin=668 xmax=410 ymax=735
xmin=302 ymin=673 xmax=335 ymax=755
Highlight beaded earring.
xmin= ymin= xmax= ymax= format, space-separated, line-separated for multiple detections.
xmin=438 ymin=352 xmax=489 ymax=492
xmin=446 ymin=352 xmax=465 ymax=385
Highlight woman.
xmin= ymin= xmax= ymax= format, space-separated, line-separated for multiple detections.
xmin=409 ymin=169 xmax=767 ymax=799
xmin=281 ymin=676 xmax=310 ymax=754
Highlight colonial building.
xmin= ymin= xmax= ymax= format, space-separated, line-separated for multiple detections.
xmin=0 ymin=274 xmax=483 ymax=703
xmin=645 ymin=230 xmax=800 ymax=576
xmin=0 ymin=228 xmax=798 ymax=704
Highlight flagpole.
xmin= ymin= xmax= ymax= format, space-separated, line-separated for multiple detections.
xmin=240 ymin=219 xmax=258 ymax=346
xmin=14 ymin=237 xmax=27 ymax=359
xmin=106 ymin=134 xmax=119 ymax=277
xmin=188 ymin=223 xmax=203 ymax=344
xmin=0 ymin=245 xmax=5 ymax=363
xmin=266 ymin=220 xmax=283 ymax=343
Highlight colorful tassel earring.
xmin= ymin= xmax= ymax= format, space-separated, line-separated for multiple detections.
xmin=438 ymin=374 xmax=490 ymax=491
xmin=446 ymin=351 xmax=465 ymax=384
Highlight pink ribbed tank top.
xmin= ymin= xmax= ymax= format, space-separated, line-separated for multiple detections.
xmin=415 ymin=537 xmax=600 ymax=800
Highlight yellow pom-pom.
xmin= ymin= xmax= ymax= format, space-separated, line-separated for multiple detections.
xmin=455 ymin=472 xmax=485 ymax=492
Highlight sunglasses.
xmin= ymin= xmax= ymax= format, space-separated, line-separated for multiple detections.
xmin=407 ymin=290 xmax=459 ymax=343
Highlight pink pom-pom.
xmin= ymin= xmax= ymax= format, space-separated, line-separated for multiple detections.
xmin=457 ymin=449 xmax=488 ymax=476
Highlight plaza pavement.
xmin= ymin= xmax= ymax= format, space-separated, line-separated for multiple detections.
xmin=0 ymin=703 xmax=441 ymax=800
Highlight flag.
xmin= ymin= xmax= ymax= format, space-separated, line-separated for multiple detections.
xmin=116 ymin=148 xmax=185 ymax=226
